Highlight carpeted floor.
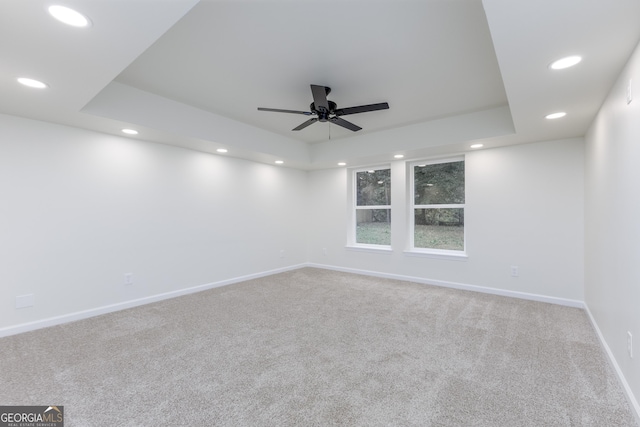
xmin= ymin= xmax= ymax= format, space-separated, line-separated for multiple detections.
xmin=0 ymin=268 xmax=636 ymax=426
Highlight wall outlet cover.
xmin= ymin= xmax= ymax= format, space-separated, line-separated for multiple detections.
xmin=124 ymin=273 xmax=134 ymax=286
xmin=16 ymin=294 xmax=35 ymax=309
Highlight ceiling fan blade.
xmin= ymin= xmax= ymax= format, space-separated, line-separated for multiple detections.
xmin=258 ymin=107 xmax=312 ymax=115
xmin=329 ymin=116 xmax=362 ymax=132
xmin=292 ymin=118 xmax=318 ymax=131
xmin=335 ymin=102 xmax=389 ymax=116
xmin=310 ymin=85 xmax=330 ymax=111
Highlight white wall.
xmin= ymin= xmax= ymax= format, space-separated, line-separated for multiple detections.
xmin=308 ymin=138 xmax=585 ymax=303
xmin=585 ymin=39 xmax=640 ymax=415
xmin=0 ymin=114 xmax=586 ymax=331
xmin=0 ymin=114 xmax=308 ymax=332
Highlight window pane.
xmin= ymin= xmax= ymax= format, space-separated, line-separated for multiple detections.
xmin=356 ymin=209 xmax=391 ymax=245
xmin=414 ymin=208 xmax=464 ymax=250
xmin=414 ymin=161 xmax=464 ymax=205
xmin=357 ymin=169 xmax=391 ymax=206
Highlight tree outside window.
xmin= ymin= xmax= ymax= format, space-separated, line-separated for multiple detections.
xmin=355 ymin=168 xmax=391 ymax=246
xmin=412 ymin=159 xmax=465 ymax=252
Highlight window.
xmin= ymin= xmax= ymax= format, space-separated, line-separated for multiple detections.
xmin=410 ymin=158 xmax=465 ymax=253
xmin=353 ymin=167 xmax=391 ymax=246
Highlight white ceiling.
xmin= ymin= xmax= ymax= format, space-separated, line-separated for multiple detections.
xmin=2 ymin=0 xmax=639 ymax=170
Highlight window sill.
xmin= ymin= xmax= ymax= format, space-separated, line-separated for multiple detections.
xmin=346 ymin=245 xmax=393 ymax=254
xmin=403 ymin=250 xmax=468 ymax=261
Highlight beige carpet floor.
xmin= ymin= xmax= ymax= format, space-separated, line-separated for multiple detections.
xmin=0 ymin=267 xmax=636 ymax=426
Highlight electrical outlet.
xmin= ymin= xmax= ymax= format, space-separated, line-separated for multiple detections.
xmin=280 ymin=250 xmax=285 ymax=258
xmin=628 ymin=331 xmax=633 ymax=358
xmin=510 ymin=266 xmax=519 ymax=277
xmin=16 ymin=294 xmax=35 ymax=309
xmin=124 ymin=273 xmax=134 ymax=286
xmin=322 ymin=248 xmax=327 ymax=256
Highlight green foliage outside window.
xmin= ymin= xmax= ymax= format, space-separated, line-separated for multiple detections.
xmin=414 ymin=161 xmax=465 ymax=250
xmin=356 ymin=169 xmax=391 ymax=245
xmin=414 ymin=161 xmax=464 ymax=226
xmin=357 ymin=169 xmax=391 ymax=206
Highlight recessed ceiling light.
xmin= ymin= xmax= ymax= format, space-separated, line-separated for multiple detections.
xmin=550 ymin=56 xmax=582 ymax=70
xmin=367 ymin=170 xmax=375 ymax=173
xmin=337 ymin=162 xmax=346 ymax=166
xmin=417 ymin=164 xmax=426 ymax=167
xmin=545 ymin=112 xmax=567 ymax=120
xmin=275 ymin=160 xmax=284 ymax=164
xmin=216 ymin=148 xmax=228 ymax=153
xmin=48 ymin=5 xmax=90 ymax=27
xmin=121 ymin=128 xmax=138 ymax=135
xmin=394 ymin=154 xmax=404 ymax=159
xmin=17 ymin=77 xmax=47 ymax=89
xmin=470 ymin=143 xmax=484 ymax=149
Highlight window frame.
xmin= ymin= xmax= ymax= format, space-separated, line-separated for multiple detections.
xmin=348 ymin=164 xmax=392 ymax=250
xmin=407 ymin=156 xmax=467 ymax=258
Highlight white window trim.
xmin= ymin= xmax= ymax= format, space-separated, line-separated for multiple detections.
xmin=407 ymin=156 xmax=466 ymax=258
xmin=347 ymin=165 xmax=392 ymax=249
xmin=403 ymin=249 xmax=468 ymax=260
xmin=346 ymin=245 xmax=393 ymax=254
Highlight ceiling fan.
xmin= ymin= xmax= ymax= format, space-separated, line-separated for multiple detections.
xmin=258 ymin=84 xmax=389 ymax=132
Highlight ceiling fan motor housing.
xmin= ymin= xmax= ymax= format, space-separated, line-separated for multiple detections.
xmin=311 ymin=100 xmax=337 ymax=121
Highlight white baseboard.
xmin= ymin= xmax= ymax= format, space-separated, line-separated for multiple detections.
xmin=305 ymin=262 xmax=585 ymax=308
xmin=1 ymin=262 xmax=585 ymax=338
xmin=0 ymin=263 xmax=583 ymax=339
xmin=584 ymin=304 xmax=640 ymax=426
xmin=0 ymin=263 xmax=306 ymax=338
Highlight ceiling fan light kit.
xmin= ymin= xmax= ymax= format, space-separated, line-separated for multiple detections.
xmin=258 ymin=84 xmax=389 ymax=132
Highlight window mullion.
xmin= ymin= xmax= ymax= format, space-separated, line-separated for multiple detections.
xmin=414 ymin=204 xmax=465 ymax=209
xmin=356 ymin=205 xmax=391 ymax=210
